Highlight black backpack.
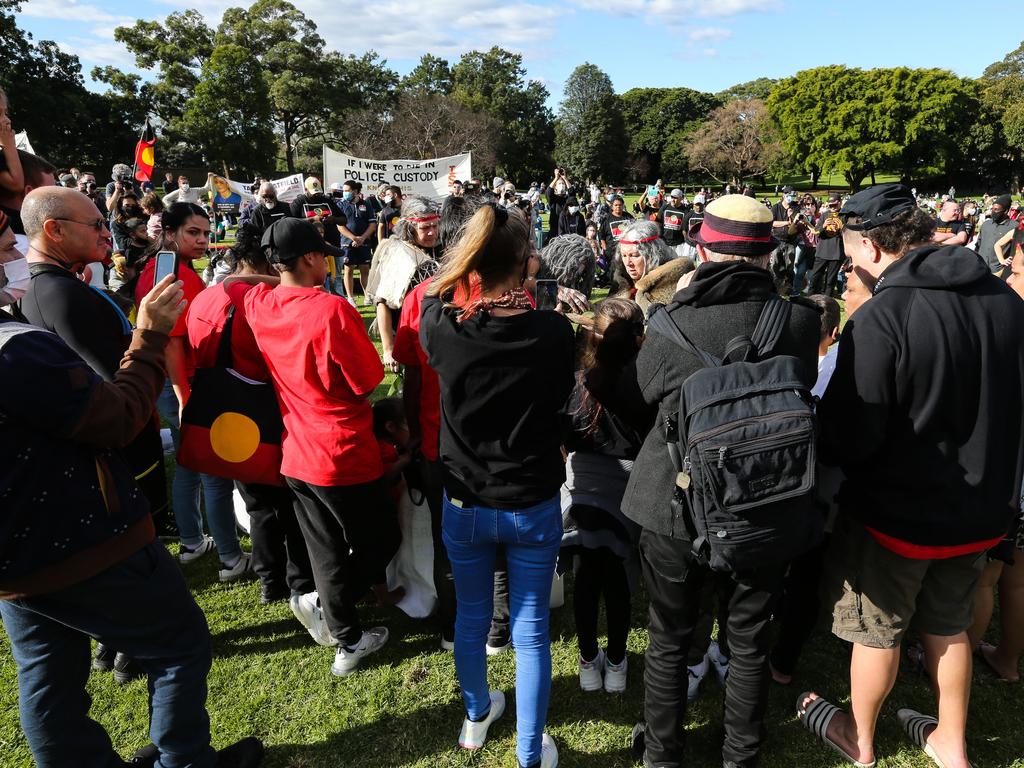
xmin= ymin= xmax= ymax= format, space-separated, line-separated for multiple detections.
xmin=648 ymin=296 xmax=822 ymax=572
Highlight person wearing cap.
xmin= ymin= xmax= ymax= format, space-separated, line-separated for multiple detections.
xmin=807 ymin=193 xmax=845 ymax=295
xmin=798 ymin=183 xmax=1024 ymax=768
xmin=288 ymin=176 xmax=343 ymax=249
xmin=623 ymin=195 xmax=819 ymax=768
xmin=657 ymin=189 xmax=689 ymax=250
xmin=976 ymin=194 xmax=1017 ymax=271
xmin=244 ymin=217 xmax=397 ymax=677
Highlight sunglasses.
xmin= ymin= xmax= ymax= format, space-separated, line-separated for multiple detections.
xmin=54 ymin=217 xmax=108 ymax=231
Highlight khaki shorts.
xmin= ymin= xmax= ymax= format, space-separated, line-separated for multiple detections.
xmin=827 ymin=515 xmax=986 ymax=649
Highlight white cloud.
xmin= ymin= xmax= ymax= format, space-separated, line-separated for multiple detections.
xmin=18 ymin=0 xmax=131 ymax=25
xmin=572 ymin=0 xmax=776 ymax=20
xmin=688 ymin=27 xmax=732 ymax=42
xmin=702 ymin=47 xmax=718 ymax=57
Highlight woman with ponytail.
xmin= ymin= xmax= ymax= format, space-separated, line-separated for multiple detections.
xmin=421 ymin=204 xmax=574 ymax=768
xmin=134 ymin=202 xmax=249 ymax=579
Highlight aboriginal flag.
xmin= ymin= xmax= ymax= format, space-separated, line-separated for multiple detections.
xmin=133 ymin=119 xmax=156 ymax=182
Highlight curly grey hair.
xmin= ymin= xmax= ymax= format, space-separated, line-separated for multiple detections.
xmin=616 ymin=219 xmax=672 ymax=272
xmin=538 ymin=234 xmax=595 ymax=299
xmin=392 ymin=195 xmax=439 ymax=245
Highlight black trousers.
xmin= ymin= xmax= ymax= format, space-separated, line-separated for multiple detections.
xmin=808 ymin=257 xmax=841 ymax=296
xmin=285 ymin=477 xmax=399 ymax=647
xmin=573 ymin=547 xmax=631 ymax=664
xmin=640 ymin=529 xmax=785 ymax=768
xmin=236 ymin=481 xmax=316 ymax=596
xmin=770 ymin=537 xmax=829 ymax=677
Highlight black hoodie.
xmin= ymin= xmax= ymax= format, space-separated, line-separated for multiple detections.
xmin=819 ymin=244 xmax=1024 ymax=548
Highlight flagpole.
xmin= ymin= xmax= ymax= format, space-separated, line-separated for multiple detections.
xmin=131 ymin=117 xmax=150 ymax=180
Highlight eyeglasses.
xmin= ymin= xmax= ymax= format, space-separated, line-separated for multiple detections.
xmin=54 ymin=217 xmax=108 ymax=231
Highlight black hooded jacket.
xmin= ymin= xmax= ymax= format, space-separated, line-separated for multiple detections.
xmin=819 ymin=244 xmax=1024 ymax=548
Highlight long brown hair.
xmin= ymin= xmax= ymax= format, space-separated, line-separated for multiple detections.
xmin=576 ymin=298 xmax=645 ymax=436
xmin=427 ymin=203 xmax=531 ymax=302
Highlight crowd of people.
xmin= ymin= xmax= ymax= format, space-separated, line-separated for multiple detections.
xmin=3 ymin=84 xmax=1024 ymax=768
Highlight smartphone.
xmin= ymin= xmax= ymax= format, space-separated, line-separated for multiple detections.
xmin=153 ymin=250 xmax=177 ymax=289
xmin=536 ymin=279 xmax=558 ymax=311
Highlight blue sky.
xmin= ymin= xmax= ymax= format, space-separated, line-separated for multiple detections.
xmin=14 ymin=0 xmax=1024 ymax=108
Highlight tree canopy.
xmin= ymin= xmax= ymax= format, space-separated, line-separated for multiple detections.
xmin=554 ymin=63 xmax=626 ymax=184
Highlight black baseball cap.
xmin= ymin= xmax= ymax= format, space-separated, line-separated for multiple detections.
xmin=261 ymin=218 xmax=342 ymax=264
xmin=840 ymin=183 xmax=916 ymax=231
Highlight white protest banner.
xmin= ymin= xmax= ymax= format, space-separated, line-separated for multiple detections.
xmin=14 ymin=132 xmax=34 ymax=154
xmin=322 ymin=148 xmax=471 ymax=201
xmin=269 ymin=172 xmax=304 ymax=203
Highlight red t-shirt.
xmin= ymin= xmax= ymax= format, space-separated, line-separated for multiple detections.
xmin=187 ymin=282 xmax=270 ymax=382
xmin=244 ymin=282 xmax=384 ymax=486
xmin=392 ymin=279 xmax=441 ymax=462
xmin=135 ymin=258 xmax=205 ymax=377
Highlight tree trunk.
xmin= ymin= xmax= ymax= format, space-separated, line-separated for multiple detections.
xmin=284 ymin=123 xmax=296 ymax=174
xmin=809 ymin=163 xmax=820 ymax=188
xmin=869 ymin=164 xmax=876 ymax=186
xmin=845 ymin=168 xmax=864 ymax=192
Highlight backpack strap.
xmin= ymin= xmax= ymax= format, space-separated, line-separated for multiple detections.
xmin=750 ymin=294 xmax=792 ymax=357
xmin=648 ymin=304 xmax=720 ymax=368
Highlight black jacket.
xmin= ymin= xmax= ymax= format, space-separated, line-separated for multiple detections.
xmin=819 ymin=244 xmax=1024 ymax=547
xmin=620 ymin=261 xmax=820 ymax=538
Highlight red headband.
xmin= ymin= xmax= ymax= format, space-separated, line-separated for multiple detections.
xmin=404 ymin=215 xmax=440 ymax=223
xmin=619 ymin=235 xmax=660 ymax=245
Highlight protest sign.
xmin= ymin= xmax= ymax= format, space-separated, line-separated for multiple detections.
xmin=14 ymin=132 xmax=34 ymax=154
xmin=322 ymin=148 xmax=471 ymax=200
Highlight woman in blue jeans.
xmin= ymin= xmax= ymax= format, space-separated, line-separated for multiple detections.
xmin=421 ymin=203 xmax=575 ymax=768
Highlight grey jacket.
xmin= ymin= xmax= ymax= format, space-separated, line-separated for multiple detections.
xmin=620 ymin=274 xmax=820 ymax=539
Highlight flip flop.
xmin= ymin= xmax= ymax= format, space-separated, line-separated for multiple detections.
xmin=895 ymin=708 xmax=975 ymax=768
xmin=976 ymin=642 xmax=1020 ymax=683
xmin=796 ymin=692 xmax=877 ymax=768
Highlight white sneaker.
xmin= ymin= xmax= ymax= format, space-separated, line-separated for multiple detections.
xmin=331 ymin=627 xmax=389 ymax=677
xmin=362 ymin=295 xmax=373 ymax=306
xmin=708 ymin=641 xmax=730 ymax=685
xmin=289 ymin=592 xmax=338 ymax=647
xmin=604 ymin=654 xmax=627 ymax=694
xmin=440 ymin=637 xmax=455 ymax=652
xmin=579 ymin=649 xmax=605 ymax=692
xmin=218 ymin=552 xmax=252 ymax=582
xmin=687 ymin=656 xmax=708 ymax=703
xmin=539 ymin=733 xmax=559 ymax=767
xmin=179 ymin=535 xmax=214 ymax=563
xmin=458 ymin=690 xmax=505 ymax=749
xmin=486 ymin=639 xmax=511 ymax=656
xmin=346 ymin=296 xmax=357 ymax=308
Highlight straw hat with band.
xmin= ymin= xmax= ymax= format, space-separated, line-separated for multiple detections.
xmin=688 ymin=194 xmax=777 ymax=257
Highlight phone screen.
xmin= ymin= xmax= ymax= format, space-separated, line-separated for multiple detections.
xmin=153 ymin=251 xmax=177 ymax=289
xmin=536 ymin=279 xmax=558 ymax=311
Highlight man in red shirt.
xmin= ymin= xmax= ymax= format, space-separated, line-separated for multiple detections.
xmin=244 ymin=218 xmax=396 ymax=677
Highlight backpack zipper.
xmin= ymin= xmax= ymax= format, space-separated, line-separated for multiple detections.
xmin=687 ymin=410 xmax=813 ymax=446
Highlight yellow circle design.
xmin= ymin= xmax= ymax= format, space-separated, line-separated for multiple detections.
xmin=141 ymin=147 xmax=154 ymax=165
xmin=209 ymin=412 xmax=260 ymax=463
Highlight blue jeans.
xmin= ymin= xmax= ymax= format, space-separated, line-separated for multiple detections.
xmin=157 ymin=381 xmax=240 ymax=561
xmin=0 ymin=542 xmax=215 ymax=768
xmin=443 ymin=493 xmax=562 ymax=768
xmin=793 ymin=245 xmax=816 ymax=293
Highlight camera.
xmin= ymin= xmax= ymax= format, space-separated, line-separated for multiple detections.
xmin=86 ymin=182 xmax=97 ymax=192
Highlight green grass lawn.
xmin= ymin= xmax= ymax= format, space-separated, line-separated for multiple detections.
xmin=3 ymin=293 xmax=1023 ymax=767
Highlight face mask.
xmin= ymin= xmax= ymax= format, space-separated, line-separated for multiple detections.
xmin=384 ymin=196 xmax=394 ymax=205
xmin=991 ymin=211 xmax=1006 ymax=222
xmin=262 ymin=199 xmax=277 ymax=209
xmin=343 ymin=191 xmax=354 ymax=202
xmin=180 ymin=184 xmax=190 ymax=193
xmin=555 ymin=185 xmax=565 ymax=195
xmin=606 ymin=194 xmax=614 ymax=202
xmin=568 ymin=206 xmax=579 ymax=215
xmin=124 ymin=205 xmax=142 ymax=217
xmin=784 ymin=195 xmax=793 ymax=204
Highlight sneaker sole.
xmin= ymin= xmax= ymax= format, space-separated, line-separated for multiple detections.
xmin=458 ymin=695 xmax=506 ymax=749
xmin=579 ymin=677 xmax=603 ymax=692
xmin=330 ymin=632 xmax=388 ymax=676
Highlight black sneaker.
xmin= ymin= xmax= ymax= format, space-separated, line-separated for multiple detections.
xmin=259 ymin=584 xmax=289 ymax=604
xmin=125 ymin=743 xmax=158 ymax=767
xmin=93 ymin=643 xmax=116 ymax=672
xmin=113 ymin=653 xmax=145 ymax=684
xmin=217 ymin=737 xmax=264 ymax=767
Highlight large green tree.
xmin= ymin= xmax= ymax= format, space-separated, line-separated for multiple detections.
xmin=553 ymin=63 xmax=625 ymax=183
xmin=980 ymin=39 xmax=1024 ymax=188
xmin=685 ymin=98 xmax=782 ymax=187
xmin=177 ymin=44 xmax=276 ymax=175
xmin=620 ymin=87 xmax=721 ymax=182
xmin=451 ymin=47 xmax=554 ymax=183
xmin=401 ymin=54 xmax=453 ymax=95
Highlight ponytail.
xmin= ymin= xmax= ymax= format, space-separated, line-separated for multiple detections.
xmin=428 ymin=204 xmax=530 ymax=302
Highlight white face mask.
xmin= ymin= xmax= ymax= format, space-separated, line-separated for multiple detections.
xmin=568 ymin=206 xmax=579 ymax=215
xmin=262 ymin=199 xmax=277 ymax=209
xmin=384 ymin=196 xmax=394 ymax=205
xmin=555 ymin=185 xmax=565 ymax=195
xmin=606 ymin=194 xmax=614 ymax=202
xmin=180 ymin=184 xmax=190 ymax=193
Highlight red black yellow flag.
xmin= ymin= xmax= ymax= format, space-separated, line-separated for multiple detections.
xmin=133 ymin=119 xmax=156 ymax=182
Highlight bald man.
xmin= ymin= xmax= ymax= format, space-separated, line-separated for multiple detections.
xmin=250 ymin=182 xmax=290 ymax=233
xmin=933 ymin=200 xmax=968 ymax=246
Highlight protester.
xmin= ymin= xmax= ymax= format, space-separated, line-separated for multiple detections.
xmin=976 ymin=194 xmax=1017 ymax=271
xmin=185 ymin=224 xmax=318 ymax=610
xmin=0 ymin=270 xmax=264 ymax=768
xmin=335 ymin=179 xmax=375 ymax=304
xmin=546 ymin=169 xmax=570 ymax=241
xmin=0 ymin=85 xmax=25 ymax=195
xmin=808 ymin=193 xmax=844 ymax=295
xmin=248 ymin=182 xmax=290 ymax=234
xmin=802 ymin=183 xmax=1024 ymax=768
xmin=933 ymin=199 xmax=968 ymax=246
xmin=365 ymin=196 xmax=439 ymax=373
xmin=624 ymin=194 xmax=820 ymax=768
xmin=421 ymin=204 xmax=574 ymax=768
xmin=0 ymin=210 xmax=27 ymax=306
xmin=557 ymin=195 xmax=587 ymax=236
xmin=376 ymin=185 xmax=403 ymax=242
xmin=608 ymin=219 xmax=667 ymax=300
xmin=135 ymin=203 xmax=250 ymax=581
xmin=657 ymin=189 xmax=688 ymax=250
xmin=245 ymin=217 xmax=397 ymax=676
xmin=599 ymin=195 xmax=634 ymax=256
xmin=161 ymin=173 xmax=213 ymax=208
xmin=562 ymin=298 xmax=649 ymax=694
